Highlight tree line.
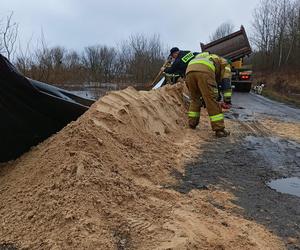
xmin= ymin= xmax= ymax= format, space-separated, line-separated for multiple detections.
xmin=251 ymin=0 xmax=300 ymax=71
xmin=15 ymin=33 xmax=165 ymax=85
xmin=1 ymin=0 xmax=299 ymax=85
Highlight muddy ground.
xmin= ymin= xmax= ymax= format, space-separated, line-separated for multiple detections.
xmin=172 ymin=92 xmax=300 ymax=249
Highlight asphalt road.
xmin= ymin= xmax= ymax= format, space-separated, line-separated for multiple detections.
xmin=233 ymin=92 xmax=300 ymax=122
xmin=171 ymin=92 xmax=300 ymax=249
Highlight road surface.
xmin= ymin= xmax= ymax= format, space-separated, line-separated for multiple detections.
xmin=172 ymin=92 xmax=300 ymax=249
xmin=233 ymin=92 xmax=300 ymax=122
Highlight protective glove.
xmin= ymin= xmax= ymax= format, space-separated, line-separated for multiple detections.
xmin=220 ymin=102 xmax=231 ymax=110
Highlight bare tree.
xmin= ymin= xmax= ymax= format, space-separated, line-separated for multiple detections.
xmin=15 ymin=35 xmax=34 ymax=75
xmin=118 ymin=33 xmax=164 ymax=83
xmin=251 ymin=0 xmax=300 ymax=70
xmin=82 ymin=45 xmax=117 ymax=82
xmin=15 ymin=31 xmax=166 ymax=85
xmin=0 ymin=12 xmax=18 ymax=60
xmin=210 ymin=22 xmax=235 ymax=41
xmin=64 ymin=50 xmax=81 ymax=69
xmin=252 ymin=0 xmax=272 ymax=52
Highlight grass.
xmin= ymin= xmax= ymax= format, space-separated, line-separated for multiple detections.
xmin=253 ymin=71 xmax=300 ymax=108
xmin=262 ymin=88 xmax=300 ymax=108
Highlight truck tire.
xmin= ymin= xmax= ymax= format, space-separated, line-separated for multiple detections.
xmin=233 ymin=82 xmax=252 ymax=92
xmin=242 ymin=82 xmax=252 ymax=93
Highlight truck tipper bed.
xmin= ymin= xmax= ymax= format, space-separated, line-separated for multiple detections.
xmin=200 ymin=26 xmax=253 ymax=92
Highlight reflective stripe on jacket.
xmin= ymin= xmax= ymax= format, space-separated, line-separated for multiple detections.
xmin=186 ymin=52 xmax=229 ymax=84
xmin=188 ymin=53 xmax=216 ymax=72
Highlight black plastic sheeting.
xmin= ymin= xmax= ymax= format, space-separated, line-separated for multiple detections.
xmin=0 ymin=54 xmax=94 ymax=162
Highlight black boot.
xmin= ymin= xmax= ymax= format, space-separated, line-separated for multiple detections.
xmin=215 ymin=129 xmax=230 ymax=138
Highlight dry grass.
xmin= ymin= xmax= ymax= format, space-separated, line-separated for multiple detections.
xmin=253 ymin=71 xmax=300 ymax=107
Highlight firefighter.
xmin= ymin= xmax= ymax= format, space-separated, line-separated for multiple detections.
xmin=185 ymin=52 xmax=230 ymax=137
xmin=218 ymin=59 xmax=232 ymax=107
xmin=161 ymin=47 xmax=198 ymax=84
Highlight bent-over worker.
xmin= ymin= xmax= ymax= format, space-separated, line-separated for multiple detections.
xmin=162 ymin=47 xmax=198 ymax=84
xmin=185 ymin=52 xmax=230 ymax=137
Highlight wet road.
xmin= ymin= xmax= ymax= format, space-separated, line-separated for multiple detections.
xmin=172 ymin=92 xmax=300 ymax=249
xmin=233 ymin=92 xmax=300 ymax=122
xmin=230 ymin=93 xmax=300 ymax=178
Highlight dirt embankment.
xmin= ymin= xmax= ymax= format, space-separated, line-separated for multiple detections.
xmin=0 ymin=84 xmax=285 ymax=249
xmin=253 ymin=71 xmax=300 ymax=107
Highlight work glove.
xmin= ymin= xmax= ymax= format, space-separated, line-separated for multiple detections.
xmin=224 ymin=99 xmax=232 ymax=105
xmin=220 ymin=102 xmax=231 ymax=110
xmin=160 ymin=66 xmax=166 ymax=72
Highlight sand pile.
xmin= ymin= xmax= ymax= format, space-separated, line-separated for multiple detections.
xmin=0 ymin=84 xmax=284 ymax=249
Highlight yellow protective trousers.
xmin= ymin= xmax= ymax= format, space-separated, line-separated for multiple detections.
xmin=186 ymin=71 xmax=225 ymax=131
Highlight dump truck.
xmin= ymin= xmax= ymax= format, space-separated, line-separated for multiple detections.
xmin=200 ymin=26 xmax=253 ymax=92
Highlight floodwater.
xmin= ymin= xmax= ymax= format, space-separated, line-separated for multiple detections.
xmin=70 ymin=88 xmax=105 ymax=100
xmin=244 ymin=135 xmax=300 ymax=173
xmin=233 ymin=92 xmax=300 ymax=122
xmin=61 ymin=83 xmax=120 ymax=100
xmin=69 ymin=86 xmax=116 ymax=100
xmin=268 ymin=177 xmax=300 ymax=198
xmin=61 ymin=82 xmax=146 ymax=101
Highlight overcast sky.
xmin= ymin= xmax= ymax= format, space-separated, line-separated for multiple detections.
xmin=1 ymin=0 xmax=261 ymax=53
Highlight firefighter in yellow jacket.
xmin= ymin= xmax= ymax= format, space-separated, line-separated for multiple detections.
xmin=185 ymin=52 xmax=230 ymax=137
xmin=219 ymin=59 xmax=232 ymax=107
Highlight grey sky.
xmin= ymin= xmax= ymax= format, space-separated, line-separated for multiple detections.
xmin=1 ymin=0 xmax=261 ymax=53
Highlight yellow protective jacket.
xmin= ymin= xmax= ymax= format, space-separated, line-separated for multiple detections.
xmin=221 ymin=58 xmax=232 ymax=80
xmin=186 ymin=52 xmax=230 ymax=83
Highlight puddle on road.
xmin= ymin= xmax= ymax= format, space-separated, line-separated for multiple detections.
xmin=0 ymin=243 xmax=18 ymax=250
xmin=267 ymin=177 xmax=300 ymax=198
xmin=244 ymin=136 xmax=300 ymax=172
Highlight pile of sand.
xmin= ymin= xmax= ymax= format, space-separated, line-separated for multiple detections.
xmin=0 ymin=84 xmax=284 ymax=249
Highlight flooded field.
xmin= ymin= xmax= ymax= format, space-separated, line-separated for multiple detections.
xmin=58 ymin=82 xmax=147 ymax=100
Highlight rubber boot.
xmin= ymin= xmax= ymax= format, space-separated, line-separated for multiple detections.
xmin=189 ymin=118 xmax=199 ymax=129
xmin=215 ymin=129 xmax=230 ymax=138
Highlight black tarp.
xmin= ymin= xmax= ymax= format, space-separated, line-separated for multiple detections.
xmin=0 ymin=54 xmax=94 ymax=162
